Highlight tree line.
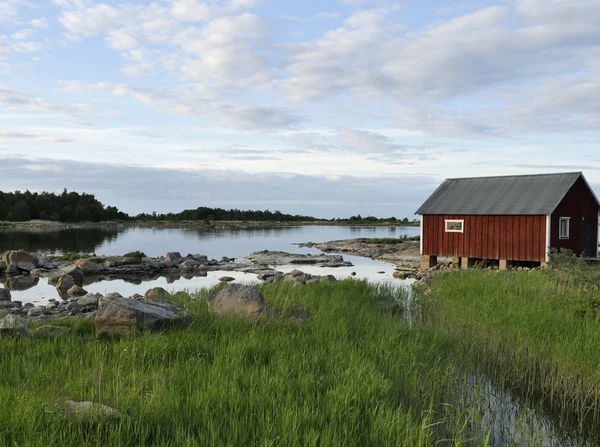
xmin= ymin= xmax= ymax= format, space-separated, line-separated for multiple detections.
xmin=0 ymin=190 xmax=127 ymax=222
xmin=0 ymin=189 xmax=417 ymax=224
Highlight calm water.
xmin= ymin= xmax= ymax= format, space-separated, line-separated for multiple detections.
xmin=0 ymin=225 xmax=419 ymax=258
xmin=1 ymin=225 xmax=418 ymax=303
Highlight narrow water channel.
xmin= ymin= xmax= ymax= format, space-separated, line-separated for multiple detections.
xmin=392 ymin=283 xmax=597 ymax=446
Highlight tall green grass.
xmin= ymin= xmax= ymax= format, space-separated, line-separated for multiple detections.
xmin=421 ymin=268 xmax=600 ymax=437
xmin=0 ymin=280 xmax=494 ymax=446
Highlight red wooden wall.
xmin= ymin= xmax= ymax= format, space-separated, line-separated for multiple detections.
xmin=550 ymin=177 xmax=599 ymax=255
xmin=422 ymin=214 xmax=547 ymax=262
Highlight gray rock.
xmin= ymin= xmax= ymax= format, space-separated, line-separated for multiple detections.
xmin=246 ymin=250 xmax=352 ymax=267
xmin=17 ymin=261 xmax=36 ymax=272
xmin=33 ymin=325 xmax=71 ymax=337
xmin=42 ymin=262 xmax=57 ymax=270
xmin=104 ymin=261 xmax=116 ymax=268
xmin=178 ymin=260 xmax=199 ymax=272
xmin=192 ymin=254 xmax=208 ymax=263
xmin=61 ymin=266 xmax=84 ymax=284
xmin=45 ymin=302 xmax=59 ymax=310
xmin=67 ymin=301 xmax=83 ymax=312
xmin=27 ymin=307 xmax=47 ymax=317
xmin=207 ymin=283 xmax=271 ymax=322
xmin=320 ymin=275 xmax=337 ymax=283
xmin=219 ymin=276 xmax=235 ymax=282
xmin=0 ymin=300 xmax=18 ymax=309
xmin=64 ymin=400 xmax=122 ymax=419
xmin=73 ymin=259 xmax=102 ymax=274
xmin=0 ymin=314 xmax=29 ymax=338
xmin=1 ymin=250 xmax=39 ymax=267
xmin=0 ymin=288 xmax=11 ymax=301
xmin=23 ymin=302 xmax=34 ymax=308
xmin=95 ymin=296 xmax=190 ymax=335
xmin=77 ymin=294 xmax=100 ymax=307
xmin=165 ymin=252 xmax=182 ymax=263
xmin=67 ymin=285 xmax=88 ymax=298
xmin=6 ymin=262 xmax=19 ymax=275
xmin=29 ymin=268 xmax=44 ymax=277
xmin=56 ymin=274 xmax=75 ymax=294
xmin=144 ymin=287 xmax=169 ymax=301
xmin=0 ymin=261 xmax=5 ymax=273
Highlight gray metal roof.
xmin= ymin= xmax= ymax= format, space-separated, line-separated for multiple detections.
xmin=416 ymin=172 xmax=599 ymax=215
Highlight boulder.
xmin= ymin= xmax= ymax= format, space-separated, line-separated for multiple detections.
xmin=74 ymin=259 xmax=102 ymax=274
xmin=77 ymin=293 xmax=100 ymax=307
xmin=6 ymin=262 xmax=19 ymax=275
xmin=1 ymin=250 xmax=39 ymax=267
xmin=0 ymin=288 xmax=11 ymax=301
xmin=56 ymin=274 xmax=75 ymax=294
xmin=33 ymin=325 xmax=71 ymax=337
xmin=17 ymin=262 xmax=36 ymax=272
xmin=64 ymin=400 xmax=122 ymax=419
xmin=95 ymin=296 xmax=190 ymax=335
xmin=67 ymin=285 xmax=88 ymax=298
xmin=62 ymin=266 xmax=84 ymax=284
xmin=0 ymin=314 xmax=29 ymax=338
xmin=165 ymin=252 xmax=182 ymax=263
xmin=144 ymin=287 xmax=169 ymax=301
xmin=0 ymin=261 xmax=6 ymax=273
xmin=178 ymin=260 xmax=199 ymax=272
xmin=27 ymin=307 xmax=47 ymax=318
xmin=320 ymin=275 xmax=337 ymax=283
xmin=192 ymin=254 xmax=208 ymax=263
xmin=207 ymin=283 xmax=271 ymax=322
xmin=49 ymin=266 xmax=83 ymax=286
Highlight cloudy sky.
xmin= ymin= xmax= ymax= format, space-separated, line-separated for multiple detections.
xmin=1 ymin=0 xmax=600 ymax=218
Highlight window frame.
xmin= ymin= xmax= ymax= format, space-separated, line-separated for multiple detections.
xmin=445 ymin=219 xmax=465 ymax=233
xmin=559 ymin=217 xmax=570 ymax=240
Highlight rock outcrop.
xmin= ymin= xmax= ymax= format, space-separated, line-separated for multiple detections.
xmin=246 ymin=250 xmax=352 ymax=267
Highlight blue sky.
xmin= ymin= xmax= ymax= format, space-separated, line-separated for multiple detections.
xmin=1 ymin=0 xmax=600 ymax=218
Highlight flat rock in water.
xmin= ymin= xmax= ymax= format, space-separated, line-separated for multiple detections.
xmin=208 ymin=283 xmax=271 ymax=322
xmin=219 ymin=276 xmax=235 ymax=282
xmin=95 ymin=296 xmax=191 ymax=335
xmin=246 ymin=250 xmax=352 ymax=267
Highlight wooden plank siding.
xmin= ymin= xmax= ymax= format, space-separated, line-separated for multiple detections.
xmin=550 ymin=177 xmax=599 ymax=256
xmin=422 ymin=214 xmax=547 ymax=262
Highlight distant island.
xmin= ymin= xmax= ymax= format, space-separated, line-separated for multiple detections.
xmin=0 ymin=189 xmax=418 ymax=226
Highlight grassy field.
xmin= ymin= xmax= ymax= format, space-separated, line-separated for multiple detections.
xmin=420 ymin=262 xmax=600 ymax=437
xmin=0 ymin=280 xmax=495 ymax=447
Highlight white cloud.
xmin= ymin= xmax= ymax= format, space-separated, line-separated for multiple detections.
xmin=170 ymin=0 xmax=211 ymax=22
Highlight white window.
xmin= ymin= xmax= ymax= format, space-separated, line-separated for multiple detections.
xmin=559 ymin=217 xmax=570 ymax=239
xmin=445 ymin=219 xmax=464 ymax=233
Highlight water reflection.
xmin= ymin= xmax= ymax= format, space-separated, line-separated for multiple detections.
xmin=0 ymin=227 xmax=121 ymax=254
xmin=3 ymin=275 xmax=39 ymax=291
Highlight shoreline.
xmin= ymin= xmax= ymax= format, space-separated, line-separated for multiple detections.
xmin=0 ymin=220 xmax=420 ymax=231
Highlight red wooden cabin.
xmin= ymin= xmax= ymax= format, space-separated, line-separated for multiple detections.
xmin=416 ymin=172 xmax=600 ymax=269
